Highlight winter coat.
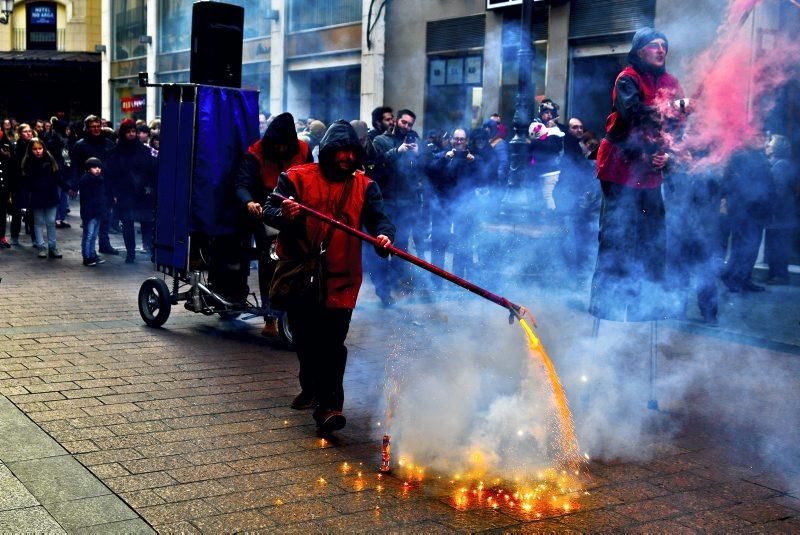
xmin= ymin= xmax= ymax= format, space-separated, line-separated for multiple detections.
xmin=78 ymin=171 xmax=108 ymax=221
xmin=0 ymin=132 xmax=11 ymax=195
xmin=264 ymin=121 xmax=396 ymax=309
xmin=106 ymin=138 xmax=156 ymax=215
xmin=20 ymin=157 xmax=68 ymax=210
xmin=68 ymin=134 xmax=115 ymax=189
xmin=767 ymin=158 xmax=799 ymax=229
xmin=596 ymin=64 xmax=684 ymax=189
xmin=722 ymin=148 xmax=773 ymax=225
xmin=372 ymin=129 xmax=427 ymax=207
xmin=427 ymin=149 xmax=482 ymax=201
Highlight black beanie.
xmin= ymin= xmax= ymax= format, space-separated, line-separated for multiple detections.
xmin=85 ymin=157 xmax=103 ymax=171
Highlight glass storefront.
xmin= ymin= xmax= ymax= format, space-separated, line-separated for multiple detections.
xmin=113 ymin=0 xmax=147 ymax=60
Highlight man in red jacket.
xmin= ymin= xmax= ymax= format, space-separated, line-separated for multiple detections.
xmin=590 ymin=27 xmax=685 ymax=322
xmin=265 ymin=121 xmax=395 ymax=433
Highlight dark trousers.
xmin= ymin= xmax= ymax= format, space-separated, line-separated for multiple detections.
xmin=290 ymin=306 xmax=352 ymax=412
xmin=0 ymin=192 xmax=8 ymax=237
xmin=590 ymin=182 xmax=667 ymax=321
xmin=723 ymin=216 xmax=763 ymax=289
xmin=98 ymin=206 xmax=113 ymax=251
xmin=765 ymin=228 xmax=792 ymax=279
xmin=366 ymin=203 xmax=414 ymax=297
xmin=121 ymin=212 xmax=153 ymax=258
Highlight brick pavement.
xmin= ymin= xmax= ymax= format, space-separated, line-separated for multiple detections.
xmin=1 ymin=214 xmax=799 ymax=533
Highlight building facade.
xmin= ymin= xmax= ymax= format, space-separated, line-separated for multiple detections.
xmin=0 ymin=0 xmax=102 ymax=122
xmin=96 ymin=0 xmax=797 ymax=153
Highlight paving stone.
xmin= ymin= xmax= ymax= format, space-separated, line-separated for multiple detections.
xmin=191 ymin=510 xmax=275 ymax=532
xmin=723 ymin=500 xmax=798 ymax=524
xmin=45 ymin=494 xmax=140 ymax=531
xmin=7 ymin=454 xmax=111 ymax=504
xmin=0 ymin=397 xmax=68 ymax=462
xmin=71 ymin=517 xmax=155 ymax=534
xmin=0 ymin=463 xmax=39 ymax=511
xmin=0 ymin=506 xmax=66 ymax=533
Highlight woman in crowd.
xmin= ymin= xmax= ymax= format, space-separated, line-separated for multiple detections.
xmin=20 ymin=138 xmax=70 ymax=258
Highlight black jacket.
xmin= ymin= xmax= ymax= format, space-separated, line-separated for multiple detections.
xmin=69 ymin=134 xmax=115 ymax=189
xmin=78 ymin=171 xmax=108 ymax=221
xmin=20 ymin=157 xmax=68 ymax=210
xmin=106 ymin=138 xmax=156 ymax=212
xmin=372 ymin=129 xmax=428 ymax=206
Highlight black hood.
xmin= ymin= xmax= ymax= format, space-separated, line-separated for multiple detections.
xmin=261 ymin=112 xmax=300 ymax=161
xmin=318 ymin=120 xmax=364 ymax=180
xmin=627 ymin=27 xmax=668 ymax=75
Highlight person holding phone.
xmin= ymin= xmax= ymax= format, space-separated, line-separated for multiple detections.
xmin=371 ymin=109 xmax=430 ymax=304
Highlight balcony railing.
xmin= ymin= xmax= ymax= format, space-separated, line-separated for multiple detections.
xmin=13 ymin=29 xmax=66 ymax=51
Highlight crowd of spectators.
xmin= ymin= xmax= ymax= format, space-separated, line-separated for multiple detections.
xmin=0 ymin=98 xmax=796 ymax=326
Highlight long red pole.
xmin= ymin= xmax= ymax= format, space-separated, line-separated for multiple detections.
xmin=270 ymin=193 xmax=526 ymax=322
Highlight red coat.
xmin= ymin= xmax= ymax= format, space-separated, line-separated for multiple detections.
xmin=277 ymin=165 xmax=372 ymax=309
xmin=247 ymin=138 xmax=310 ymax=191
xmin=596 ymin=66 xmax=683 ymax=189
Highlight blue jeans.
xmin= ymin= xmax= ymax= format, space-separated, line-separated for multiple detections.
xmin=32 ymin=206 xmax=57 ymax=249
xmin=81 ymin=218 xmax=100 ymax=259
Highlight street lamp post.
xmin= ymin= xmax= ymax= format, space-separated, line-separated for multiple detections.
xmin=500 ymin=0 xmax=536 ymax=223
xmin=0 ymin=0 xmax=13 ymax=25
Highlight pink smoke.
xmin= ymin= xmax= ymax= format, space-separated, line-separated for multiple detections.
xmin=671 ymin=0 xmax=800 ymax=171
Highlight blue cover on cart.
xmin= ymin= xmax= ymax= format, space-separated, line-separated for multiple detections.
xmin=154 ymin=84 xmax=259 ymax=272
xmin=191 ymin=86 xmax=259 ymax=235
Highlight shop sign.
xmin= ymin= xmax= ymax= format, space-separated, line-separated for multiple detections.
xmin=121 ymin=95 xmax=146 ymax=113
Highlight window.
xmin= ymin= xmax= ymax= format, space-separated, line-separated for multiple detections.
xmin=288 ymin=0 xmax=361 ymax=33
xmin=113 ymin=0 xmax=147 ymax=61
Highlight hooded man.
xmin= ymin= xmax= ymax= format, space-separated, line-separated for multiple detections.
xmin=264 ymin=120 xmax=395 ymax=433
xmin=590 ymin=27 xmax=685 ymax=322
xmin=236 ymin=112 xmax=312 ymax=336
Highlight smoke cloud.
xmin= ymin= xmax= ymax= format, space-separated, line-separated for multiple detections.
xmin=368 ymin=0 xmax=800 ymax=495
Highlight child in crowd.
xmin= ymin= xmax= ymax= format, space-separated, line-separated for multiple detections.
xmin=20 ymin=138 xmax=69 ymax=258
xmin=78 ymin=157 xmax=107 ymax=266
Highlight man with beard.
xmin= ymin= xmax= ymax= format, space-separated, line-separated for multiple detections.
xmin=265 ymin=121 xmax=395 ymax=433
xmin=236 ymin=112 xmax=312 ymax=336
xmin=372 ymin=108 xmax=427 ymax=303
xmin=367 ymin=106 xmax=394 ymax=142
xmin=590 ymin=28 xmax=684 ymax=322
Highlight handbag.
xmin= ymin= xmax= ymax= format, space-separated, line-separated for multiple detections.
xmin=268 ymin=178 xmax=353 ymax=310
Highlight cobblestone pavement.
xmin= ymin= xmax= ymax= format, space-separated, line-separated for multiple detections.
xmin=1 ymin=215 xmax=799 ymax=533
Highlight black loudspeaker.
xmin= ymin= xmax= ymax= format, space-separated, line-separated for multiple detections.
xmin=190 ymin=1 xmax=244 ymax=88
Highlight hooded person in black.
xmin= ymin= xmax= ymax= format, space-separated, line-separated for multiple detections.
xmin=264 ymin=120 xmax=395 ymax=434
xmin=236 ymin=112 xmax=312 ymax=336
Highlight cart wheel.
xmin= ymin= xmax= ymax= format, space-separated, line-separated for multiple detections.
xmin=277 ymin=311 xmax=294 ymax=349
xmin=138 ymin=277 xmax=172 ymax=327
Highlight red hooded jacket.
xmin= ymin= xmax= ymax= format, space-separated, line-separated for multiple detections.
xmin=596 ymin=65 xmax=683 ymax=189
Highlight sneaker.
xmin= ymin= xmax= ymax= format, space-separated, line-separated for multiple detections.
xmin=48 ymin=247 xmax=62 ymax=259
xmin=37 ymin=247 xmax=48 ymax=258
xmin=124 ymin=255 xmax=135 ymax=264
xmin=290 ymin=391 xmax=317 ymax=410
xmin=94 ymin=257 xmax=106 ymax=265
xmin=83 ymin=258 xmax=97 ymax=267
xmin=0 ymin=238 xmax=9 ymax=248
xmin=55 ymin=221 xmax=71 ymax=229
xmin=261 ymin=317 xmax=279 ymax=338
xmin=10 ymin=238 xmax=20 ymax=247
xmin=316 ymin=410 xmax=346 ymax=432
xmin=99 ymin=247 xmax=120 ymax=255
